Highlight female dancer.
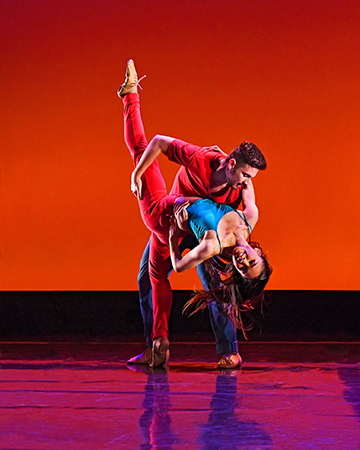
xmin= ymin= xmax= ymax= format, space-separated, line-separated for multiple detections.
xmin=120 ymin=60 xmax=272 ymax=367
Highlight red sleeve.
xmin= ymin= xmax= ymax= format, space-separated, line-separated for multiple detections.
xmin=165 ymin=139 xmax=221 ymax=176
xmin=166 ymin=139 xmax=243 ymax=207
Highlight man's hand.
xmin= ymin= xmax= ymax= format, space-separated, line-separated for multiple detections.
xmin=241 ymin=178 xmax=254 ymax=191
xmin=241 ymin=178 xmax=258 ymax=228
xmin=207 ymin=145 xmax=227 ymax=156
xmin=131 ymin=169 xmax=143 ymax=199
xmin=241 ymin=179 xmax=256 ymax=207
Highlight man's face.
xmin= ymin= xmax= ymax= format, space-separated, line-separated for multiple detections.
xmin=226 ymin=159 xmax=258 ymax=190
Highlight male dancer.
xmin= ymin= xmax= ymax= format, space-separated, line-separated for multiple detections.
xmin=119 ymin=60 xmax=267 ymax=367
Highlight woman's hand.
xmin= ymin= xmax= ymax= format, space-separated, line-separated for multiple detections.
xmin=131 ymin=169 xmax=143 ymax=199
xmin=173 ymin=201 xmax=191 ymax=232
xmin=169 ymin=215 xmax=181 ymax=240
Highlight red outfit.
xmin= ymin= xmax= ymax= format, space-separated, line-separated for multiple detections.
xmin=123 ymin=93 xmax=242 ymax=340
xmin=167 ymin=142 xmax=242 ymax=210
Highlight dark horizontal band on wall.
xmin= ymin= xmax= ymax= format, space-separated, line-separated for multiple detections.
xmin=0 ymin=290 xmax=359 ymax=342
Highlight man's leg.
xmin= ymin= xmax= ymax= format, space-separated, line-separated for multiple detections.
xmin=138 ymin=239 xmax=153 ymax=348
xmin=195 ymin=261 xmax=242 ymax=369
xmin=195 ymin=264 xmax=238 ymax=351
xmin=127 ymin=239 xmax=153 ymax=365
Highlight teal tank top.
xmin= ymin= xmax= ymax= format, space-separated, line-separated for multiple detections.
xmin=186 ymin=199 xmax=252 ymax=253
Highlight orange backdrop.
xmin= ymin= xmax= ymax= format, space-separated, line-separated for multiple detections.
xmin=1 ymin=0 xmax=360 ymax=290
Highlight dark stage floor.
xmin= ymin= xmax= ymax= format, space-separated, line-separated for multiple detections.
xmin=0 ymin=341 xmax=360 ymax=449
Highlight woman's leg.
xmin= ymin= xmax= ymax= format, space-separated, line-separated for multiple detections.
xmin=148 ymin=234 xmax=173 ymax=367
xmin=123 ymin=93 xmax=172 ymax=235
xmin=123 ymin=92 xmax=148 ymax=165
xmin=148 ymin=234 xmax=173 ymax=340
xmin=122 ymin=88 xmax=173 ymax=367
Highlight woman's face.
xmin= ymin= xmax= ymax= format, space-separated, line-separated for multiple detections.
xmin=232 ymin=245 xmax=264 ymax=279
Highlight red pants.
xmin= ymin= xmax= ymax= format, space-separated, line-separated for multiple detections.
xmin=123 ymin=93 xmax=177 ymax=340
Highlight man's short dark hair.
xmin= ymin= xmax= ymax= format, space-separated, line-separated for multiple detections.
xmin=227 ymin=141 xmax=267 ymax=170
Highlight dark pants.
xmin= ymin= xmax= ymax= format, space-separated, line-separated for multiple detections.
xmin=138 ymin=236 xmax=239 ymax=355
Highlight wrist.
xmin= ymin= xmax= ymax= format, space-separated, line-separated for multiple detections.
xmin=170 ymin=231 xmax=180 ymax=242
xmin=133 ymin=167 xmax=142 ymax=179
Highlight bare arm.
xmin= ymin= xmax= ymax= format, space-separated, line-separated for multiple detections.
xmin=131 ymin=134 xmax=174 ymax=199
xmin=169 ymin=217 xmax=219 ymax=273
xmin=241 ymin=180 xmax=259 ymax=230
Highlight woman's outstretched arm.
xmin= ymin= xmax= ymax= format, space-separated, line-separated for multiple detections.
xmin=131 ymin=134 xmax=174 ymax=199
xmin=169 ymin=217 xmax=219 ymax=273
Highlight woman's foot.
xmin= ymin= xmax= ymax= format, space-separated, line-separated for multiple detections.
xmin=150 ymin=336 xmax=170 ymax=368
xmin=117 ymin=59 xmax=146 ymax=98
xmin=217 ymin=352 xmax=242 ymax=369
xmin=127 ymin=346 xmax=152 ymax=364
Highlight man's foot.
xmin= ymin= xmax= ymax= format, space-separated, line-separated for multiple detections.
xmin=117 ymin=59 xmax=146 ymax=98
xmin=150 ymin=336 xmax=170 ymax=368
xmin=127 ymin=346 xmax=152 ymax=364
xmin=217 ymin=352 xmax=242 ymax=369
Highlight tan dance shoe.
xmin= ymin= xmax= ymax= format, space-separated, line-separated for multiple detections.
xmin=127 ymin=346 xmax=152 ymax=364
xmin=117 ymin=59 xmax=146 ymax=98
xmin=150 ymin=336 xmax=170 ymax=368
xmin=217 ymin=352 xmax=242 ymax=369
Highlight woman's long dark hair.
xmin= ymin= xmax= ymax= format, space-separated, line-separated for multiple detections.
xmin=183 ymin=242 xmax=272 ymax=338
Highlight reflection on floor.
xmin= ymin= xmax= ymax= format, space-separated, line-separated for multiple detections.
xmin=0 ymin=342 xmax=359 ymax=449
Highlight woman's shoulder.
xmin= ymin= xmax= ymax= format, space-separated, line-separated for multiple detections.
xmin=199 ymin=230 xmax=221 ymax=256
